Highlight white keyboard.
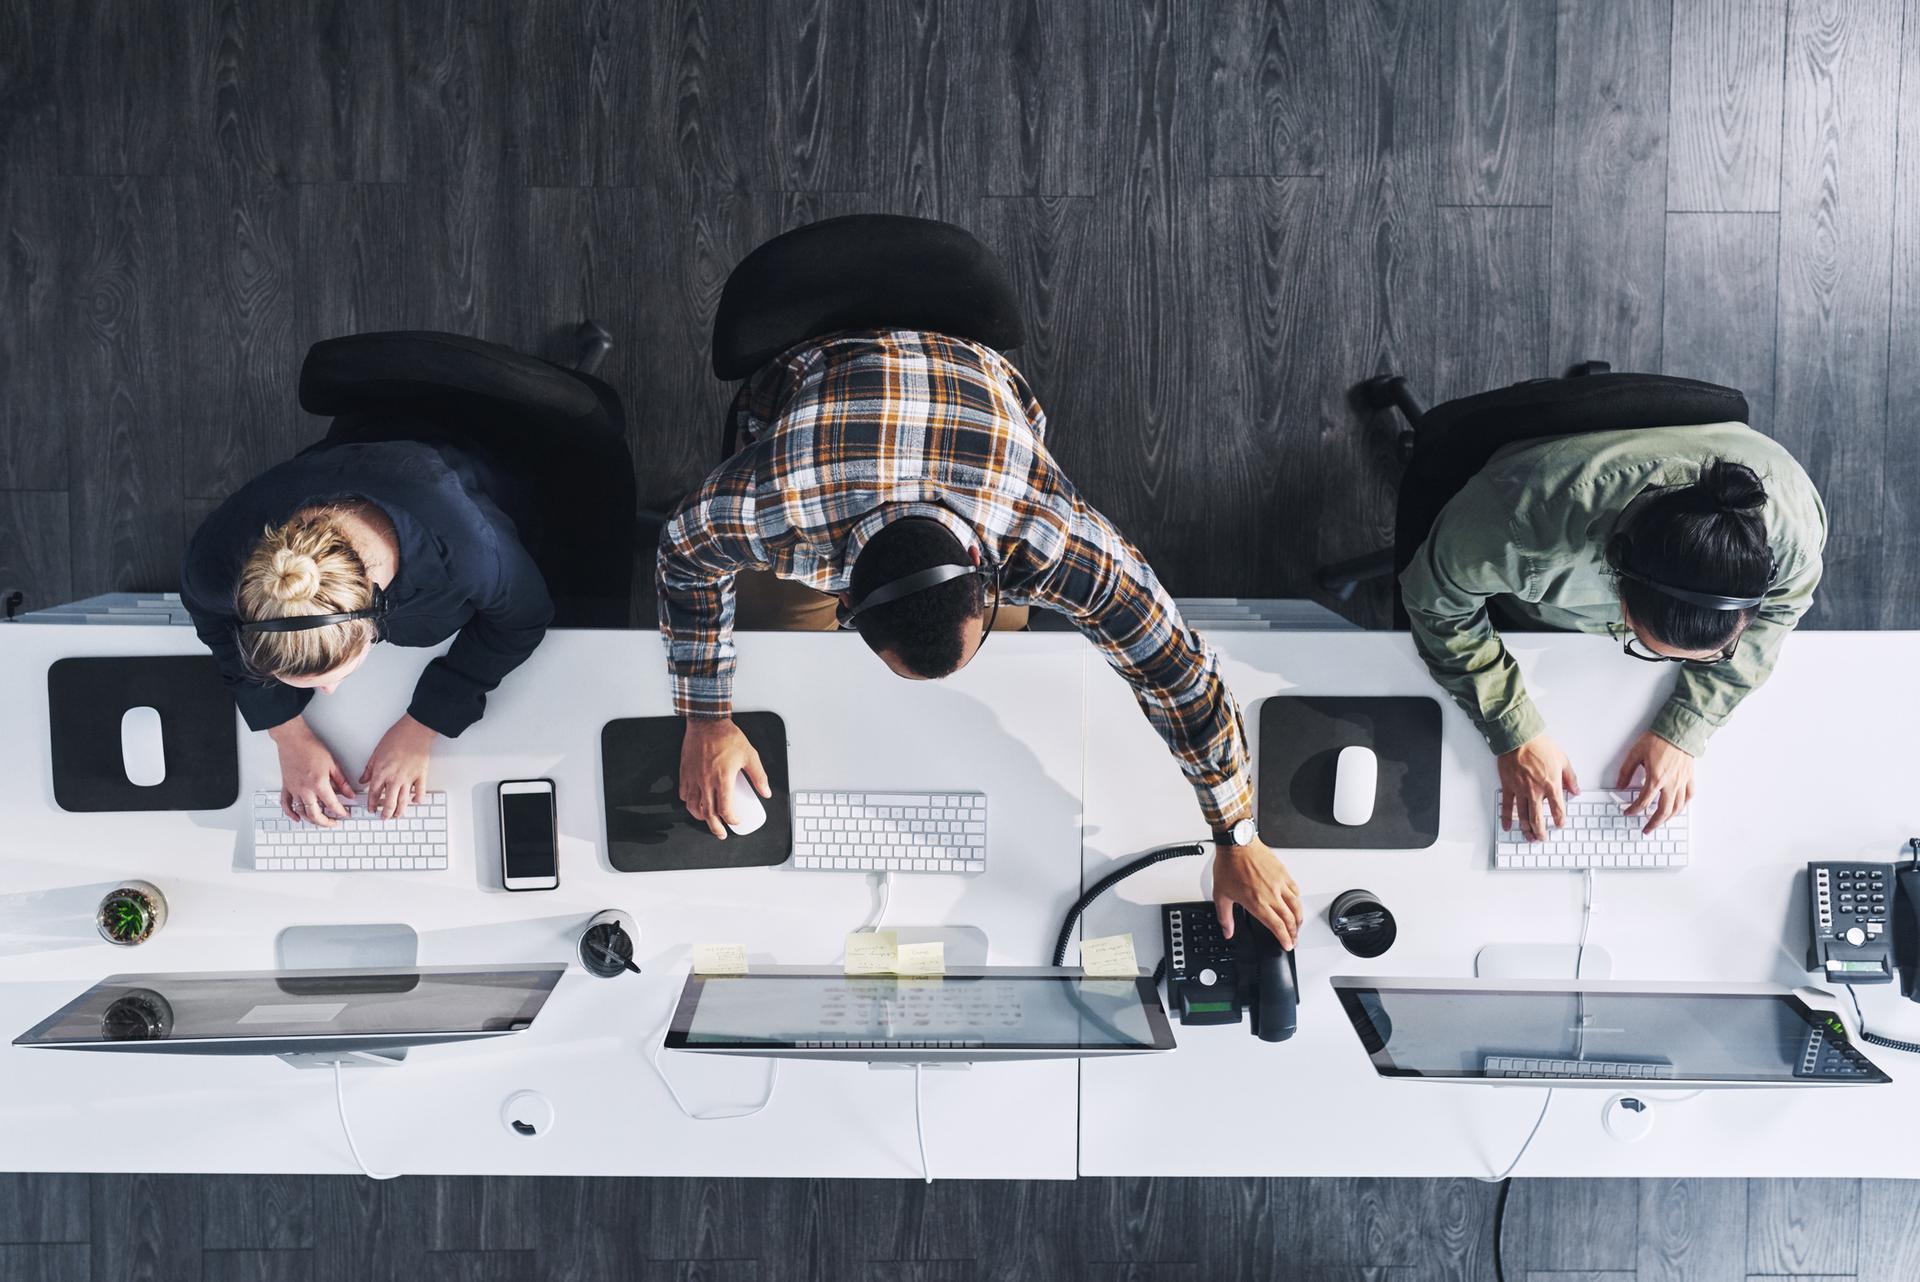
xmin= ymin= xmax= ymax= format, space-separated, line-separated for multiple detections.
xmin=790 ymin=790 xmax=987 ymax=873
xmin=249 ymin=790 xmax=450 ymax=871
xmin=1484 ymin=1055 xmax=1676 ymax=1080
xmin=1493 ymin=789 xmax=1689 ymax=869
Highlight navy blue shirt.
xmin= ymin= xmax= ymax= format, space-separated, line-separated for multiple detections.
xmin=181 ymin=440 xmax=554 ymax=737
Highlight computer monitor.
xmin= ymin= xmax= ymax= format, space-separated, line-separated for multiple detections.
xmin=13 ymin=966 xmax=565 ymax=1062
xmin=665 ymin=965 xmax=1177 ymax=1063
xmin=1330 ymin=976 xmax=1890 ymax=1087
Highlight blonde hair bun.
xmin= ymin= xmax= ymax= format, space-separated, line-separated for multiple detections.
xmin=268 ymin=548 xmax=323 ymax=604
xmin=236 ymin=509 xmax=378 ymax=680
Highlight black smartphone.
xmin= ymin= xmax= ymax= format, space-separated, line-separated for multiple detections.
xmin=498 ymin=779 xmax=559 ymax=892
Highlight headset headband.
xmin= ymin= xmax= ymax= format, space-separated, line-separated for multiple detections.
xmin=845 ymin=562 xmax=982 ymax=618
xmin=238 ymin=584 xmax=390 ymax=635
xmin=841 ymin=509 xmax=1001 ymax=625
xmin=1610 ymin=565 xmax=1769 ymax=612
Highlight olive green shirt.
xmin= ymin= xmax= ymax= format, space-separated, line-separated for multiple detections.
xmin=1399 ymin=423 xmax=1827 ymax=757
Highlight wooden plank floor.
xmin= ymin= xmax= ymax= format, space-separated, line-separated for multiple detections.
xmin=4 ymin=0 xmax=1916 ymax=628
xmin=2 ymin=2 xmax=1915 ymax=1277
xmin=0 ymin=1173 xmax=1913 ymax=1281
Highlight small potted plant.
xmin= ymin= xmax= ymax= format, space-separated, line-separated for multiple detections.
xmin=97 ymin=881 xmax=167 ymax=946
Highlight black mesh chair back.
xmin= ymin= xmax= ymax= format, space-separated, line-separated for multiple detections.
xmin=298 ymin=330 xmax=637 ymax=628
xmin=1394 ymin=372 xmax=1751 ymax=575
xmin=711 ymin=215 xmax=1024 ymax=382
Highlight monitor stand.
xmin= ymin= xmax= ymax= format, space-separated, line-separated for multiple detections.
xmin=273 ymin=924 xmax=421 ymax=1071
xmin=1474 ymin=942 xmax=1613 ymax=980
xmin=865 ymin=924 xmax=988 ymax=1074
xmin=888 ymin=924 xmax=988 ymax=966
xmin=279 ymin=1047 xmax=408 ymax=1071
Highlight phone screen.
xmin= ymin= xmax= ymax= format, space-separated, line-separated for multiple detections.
xmin=501 ymin=789 xmax=557 ymax=881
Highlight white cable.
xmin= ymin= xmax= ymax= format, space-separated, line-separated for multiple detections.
xmin=1477 ymin=1089 xmax=1554 ymax=1183
xmin=649 ymin=981 xmax=779 ymax=1121
xmin=1476 ymin=870 xmax=1597 ymax=1183
xmin=913 ymin=1063 xmax=933 ymax=1184
xmin=859 ymin=871 xmax=893 ymax=932
xmin=332 ymin=1061 xmax=401 ymax=1180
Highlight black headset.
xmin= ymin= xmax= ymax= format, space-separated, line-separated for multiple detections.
xmin=236 ymin=584 xmax=392 ymax=637
xmin=837 ymin=516 xmax=1003 ymax=627
xmin=1604 ymin=532 xmax=1774 ymax=612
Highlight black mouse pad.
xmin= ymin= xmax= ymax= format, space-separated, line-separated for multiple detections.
xmin=601 ymin=711 xmax=791 ymax=872
xmin=1256 ymin=695 xmax=1440 ymax=849
xmin=47 ymin=655 xmax=240 ymax=812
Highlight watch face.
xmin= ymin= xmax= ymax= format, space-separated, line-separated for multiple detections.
xmin=1230 ymin=818 xmax=1256 ymax=845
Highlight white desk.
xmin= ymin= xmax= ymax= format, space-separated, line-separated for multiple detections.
xmin=1078 ymin=631 xmax=1920 ymax=1178
xmin=0 ymin=624 xmax=1090 ymax=1178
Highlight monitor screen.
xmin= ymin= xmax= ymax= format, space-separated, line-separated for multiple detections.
xmin=14 ymin=966 xmax=565 ymax=1052
xmin=1332 ymin=979 xmax=1890 ymax=1085
xmin=665 ymin=967 xmax=1176 ymax=1058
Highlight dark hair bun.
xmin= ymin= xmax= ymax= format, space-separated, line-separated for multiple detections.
xmin=1700 ymin=459 xmax=1766 ymax=515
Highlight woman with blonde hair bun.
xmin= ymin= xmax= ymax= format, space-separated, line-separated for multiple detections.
xmin=182 ymin=436 xmax=554 ymax=827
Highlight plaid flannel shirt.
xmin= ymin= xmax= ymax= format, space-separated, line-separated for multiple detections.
xmin=655 ymin=330 xmax=1253 ymax=828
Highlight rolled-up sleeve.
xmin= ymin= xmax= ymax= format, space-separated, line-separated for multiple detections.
xmin=1026 ymin=493 xmax=1252 ymax=828
xmin=1400 ymin=476 xmax=1546 ymax=754
xmin=655 ymin=453 xmax=767 ymax=719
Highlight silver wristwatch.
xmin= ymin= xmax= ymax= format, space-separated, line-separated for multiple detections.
xmin=1211 ymin=816 xmax=1257 ymax=847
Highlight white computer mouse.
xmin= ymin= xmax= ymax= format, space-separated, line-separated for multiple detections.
xmin=723 ymin=769 xmax=767 ymax=836
xmin=120 ymin=705 xmax=166 ymax=788
xmin=1332 ymin=744 xmax=1377 ymax=826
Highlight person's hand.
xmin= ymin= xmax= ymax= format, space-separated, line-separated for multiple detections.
xmin=680 ymin=717 xmax=771 ymax=840
xmin=268 ymin=716 xmax=354 ymax=827
xmin=360 ymin=714 xmax=437 ymax=820
xmin=1497 ymin=734 xmax=1580 ymax=842
xmin=1616 ymin=730 xmax=1694 ymax=834
xmin=1211 ymin=839 xmax=1303 ymax=949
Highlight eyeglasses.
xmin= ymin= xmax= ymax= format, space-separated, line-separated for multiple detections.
xmin=1615 ymin=629 xmax=1735 ymax=667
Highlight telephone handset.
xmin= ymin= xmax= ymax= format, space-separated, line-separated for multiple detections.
xmin=1160 ymin=901 xmax=1299 ymax=1042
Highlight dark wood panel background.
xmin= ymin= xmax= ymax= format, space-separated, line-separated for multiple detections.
xmin=2 ymin=1 xmax=1916 ymax=1277
xmin=0 ymin=1173 xmax=1914 ymax=1282
xmin=3 ymin=0 xmax=1915 ymax=629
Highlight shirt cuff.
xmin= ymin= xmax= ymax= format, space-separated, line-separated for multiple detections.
xmin=672 ymin=672 xmax=734 ymax=720
xmin=1481 ymin=698 xmax=1548 ymax=756
xmin=1648 ymin=701 xmax=1713 ymax=757
xmin=1195 ymin=769 xmax=1255 ymax=833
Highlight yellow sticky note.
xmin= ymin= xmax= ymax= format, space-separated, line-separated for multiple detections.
xmin=894 ymin=941 xmax=946 ymax=976
xmin=1078 ymin=978 xmax=1139 ymax=999
xmin=844 ymin=930 xmax=899 ymax=975
xmin=692 ymin=943 xmax=748 ymax=975
xmin=1079 ymin=933 xmax=1139 ymax=978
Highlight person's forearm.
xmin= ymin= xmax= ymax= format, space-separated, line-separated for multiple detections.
xmin=265 ymin=715 xmax=311 ymax=744
xmin=1405 ymin=603 xmax=1543 ymax=753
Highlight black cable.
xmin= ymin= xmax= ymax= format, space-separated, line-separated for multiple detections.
xmin=1848 ymin=985 xmax=1920 ymax=1054
xmin=1491 ymin=1179 xmax=1512 ymax=1282
xmin=1051 ymin=843 xmax=1207 ymax=966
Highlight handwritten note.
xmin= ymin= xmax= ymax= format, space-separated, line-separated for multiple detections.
xmin=894 ymin=941 xmax=946 ymax=976
xmin=1078 ymin=933 xmax=1140 ymax=978
xmin=844 ymin=930 xmax=900 ymax=975
xmin=692 ymin=943 xmax=748 ymax=975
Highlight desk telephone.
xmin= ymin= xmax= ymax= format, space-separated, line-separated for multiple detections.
xmin=1804 ymin=848 xmax=1920 ymax=1000
xmin=1160 ymin=902 xmax=1299 ymax=1042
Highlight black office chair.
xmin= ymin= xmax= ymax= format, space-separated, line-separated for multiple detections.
xmin=297 ymin=325 xmax=637 ymax=628
xmin=1315 ymin=361 xmax=1751 ymax=615
xmin=710 ymin=213 xmax=1025 ymax=454
xmin=636 ymin=213 xmax=1027 ymax=540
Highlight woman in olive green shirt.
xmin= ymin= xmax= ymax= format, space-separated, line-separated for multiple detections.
xmin=1399 ymin=423 xmax=1826 ymax=840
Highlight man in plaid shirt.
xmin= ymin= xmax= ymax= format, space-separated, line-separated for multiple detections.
xmin=657 ymin=329 xmax=1302 ymax=946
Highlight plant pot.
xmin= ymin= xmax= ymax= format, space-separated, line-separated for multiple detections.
xmin=97 ymin=881 xmax=167 ymax=946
